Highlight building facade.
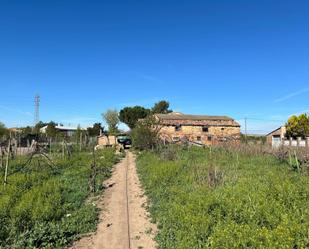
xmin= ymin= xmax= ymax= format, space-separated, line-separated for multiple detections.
xmin=155 ymin=113 xmax=240 ymax=145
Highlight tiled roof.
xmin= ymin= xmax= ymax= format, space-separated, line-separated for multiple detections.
xmin=155 ymin=113 xmax=240 ymax=127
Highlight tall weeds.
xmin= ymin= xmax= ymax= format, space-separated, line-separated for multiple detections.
xmin=0 ymin=148 xmax=119 ymax=248
xmin=137 ymin=146 xmax=309 ymax=248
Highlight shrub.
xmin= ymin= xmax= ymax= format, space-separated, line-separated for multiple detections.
xmin=131 ymin=116 xmax=161 ymax=150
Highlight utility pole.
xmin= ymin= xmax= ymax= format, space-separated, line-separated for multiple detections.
xmin=34 ymin=94 xmax=40 ymax=126
xmin=245 ymin=117 xmax=247 ymax=143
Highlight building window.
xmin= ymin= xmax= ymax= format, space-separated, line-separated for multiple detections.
xmin=175 ymin=124 xmax=182 ymax=131
xmin=197 ymin=136 xmax=201 ymax=141
xmin=202 ymin=126 xmax=209 ymax=132
xmin=208 ymin=136 xmax=212 ymax=141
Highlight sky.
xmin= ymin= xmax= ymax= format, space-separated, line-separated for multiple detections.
xmin=0 ymin=0 xmax=308 ymax=134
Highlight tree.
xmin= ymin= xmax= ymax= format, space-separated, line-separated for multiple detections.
xmin=119 ymin=106 xmax=150 ymax=129
xmin=0 ymin=122 xmax=8 ymax=137
xmin=102 ymin=109 xmax=119 ymax=134
xmin=131 ymin=116 xmax=161 ymax=150
xmin=151 ymin=100 xmax=172 ymax=114
xmin=33 ymin=121 xmax=47 ymax=134
xmin=45 ymin=121 xmax=58 ymax=139
xmin=87 ymin=123 xmax=103 ymax=136
xmin=286 ymin=113 xmax=309 ymax=138
xmin=21 ymin=126 xmax=32 ymax=135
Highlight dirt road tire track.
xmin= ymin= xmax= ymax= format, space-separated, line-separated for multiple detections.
xmin=70 ymin=151 xmax=157 ymax=249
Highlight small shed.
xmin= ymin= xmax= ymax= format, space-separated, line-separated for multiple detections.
xmin=97 ymin=135 xmax=118 ymax=147
xmin=266 ymin=126 xmax=286 ymax=147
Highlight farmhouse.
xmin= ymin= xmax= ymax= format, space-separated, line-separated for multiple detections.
xmin=155 ymin=112 xmax=240 ymax=145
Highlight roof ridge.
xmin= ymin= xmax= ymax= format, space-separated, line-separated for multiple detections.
xmin=156 ymin=113 xmax=234 ymax=120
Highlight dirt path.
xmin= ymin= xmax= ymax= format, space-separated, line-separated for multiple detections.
xmin=70 ymin=151 xmax=157 ymax=249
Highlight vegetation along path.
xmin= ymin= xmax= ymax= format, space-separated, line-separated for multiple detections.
xmin=71 ymin=151 xmax=157 ymax=249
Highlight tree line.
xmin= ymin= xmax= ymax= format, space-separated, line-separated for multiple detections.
xmin=0 ymin=99 xmax=172 ymax=145
xmin=102 ymin=100 xmax=172 ymax=133
xmin=2 ymin=102 xmax=308 ymax=143
xmin=0 ymin=121 xmax=104 ymax=144
xmin=101 ymin=100 xmax=172 ymax=149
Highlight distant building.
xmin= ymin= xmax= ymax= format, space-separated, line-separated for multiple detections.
xmin=97 ymin=135 xmax=118 ymax=147
xmin=266 ymin=126 xmax=286 ymax=147
xmin=8 ymin=127 xmax=23 ymax=133
xmin=96 ymin=133 xmax=131 ymax=149
xmin=155 ymin=112 xmax=241 ymax=145
xmin=266 ymin=126 xmax=309 ymax=147
xmin=40 ymin=125 xmax=85 ymax=137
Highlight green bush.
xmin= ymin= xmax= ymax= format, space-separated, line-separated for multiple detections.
xmin=131 ymin=116 xmax=161 ymax=150
xmin=137 ymin=147 xmax=309 ymax=249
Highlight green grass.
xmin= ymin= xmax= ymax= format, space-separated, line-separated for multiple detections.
xmin=0 ymin=148 xmax=120 ymax=248
xmin=137 ymin=146 xmax=309 ymax=249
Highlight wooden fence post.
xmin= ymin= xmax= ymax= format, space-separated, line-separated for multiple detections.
xmin=0 ymin=147 xmax=3 ymax=168
xmin=4 ymin=133 xmax=11 ymax=186
xmin=49 ymin=138 xmax=52 ymax=154
xmin=89 ymin=148 xmax=97 ymax=194
xmin=62 ymin=140 xmax=65 ymax=159
xmin=14 ymin=133 xmax=17 ymax=157
xmin=79 ymin=132 xmax=82 ymax=152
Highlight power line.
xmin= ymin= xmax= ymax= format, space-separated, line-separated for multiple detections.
xmin=237 ymin=117 xmax=286 ymax=122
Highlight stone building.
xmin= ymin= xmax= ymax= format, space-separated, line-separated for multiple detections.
xmin=155 ymin=112 xmax=240 ymax=145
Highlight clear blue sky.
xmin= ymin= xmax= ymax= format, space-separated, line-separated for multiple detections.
xmin=0 ymin=0 xmax=308 ymax=133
